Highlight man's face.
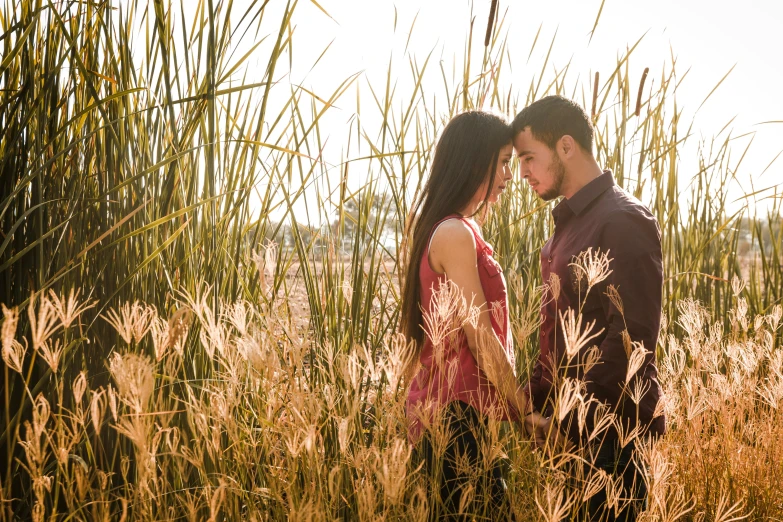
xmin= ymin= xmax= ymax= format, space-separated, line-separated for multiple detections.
xmin=513 ymin=127 xmax=565 ymax=201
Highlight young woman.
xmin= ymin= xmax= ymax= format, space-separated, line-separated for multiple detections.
xmin=402 ymin=110 xmax=543 ymax=519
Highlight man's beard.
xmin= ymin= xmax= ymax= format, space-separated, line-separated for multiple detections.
xmin=539 ymin=154 xmax=566 ymax=201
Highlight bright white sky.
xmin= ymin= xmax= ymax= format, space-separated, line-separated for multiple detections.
xmin=177 ymin=0 xmax=783 ymax=215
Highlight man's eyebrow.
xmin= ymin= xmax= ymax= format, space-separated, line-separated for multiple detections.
xmin=517 ymin=150 xmax=533 ymax=157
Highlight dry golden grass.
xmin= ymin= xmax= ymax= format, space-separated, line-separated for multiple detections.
xmin=1 ymin=254 xmax=781 ymax=521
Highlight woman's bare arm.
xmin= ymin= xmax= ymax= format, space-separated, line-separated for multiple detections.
xmin=429 ymin=219 xmax=531 ymax=417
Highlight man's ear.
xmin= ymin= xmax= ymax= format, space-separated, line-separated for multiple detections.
xmin=559 ymin=135 xmax=576 ymax=159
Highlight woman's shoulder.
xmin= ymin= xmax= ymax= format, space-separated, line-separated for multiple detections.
xmin=431 ymin=217 xmax=476 ymax=247
xmin=428 ymin=217 xmax=479 ymax=269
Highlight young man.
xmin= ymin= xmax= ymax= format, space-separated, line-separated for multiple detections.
xmin=514 ymin=95 xmax=665 ymax=521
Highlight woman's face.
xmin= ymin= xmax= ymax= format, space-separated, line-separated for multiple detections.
xmin=472 ymin=143 xmax=514 ymax=208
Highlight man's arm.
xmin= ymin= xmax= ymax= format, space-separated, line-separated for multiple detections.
xmin=583 ymin=209 xmax=663 ymax=422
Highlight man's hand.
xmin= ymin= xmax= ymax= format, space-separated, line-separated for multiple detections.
xmin=523 ymin=412 xmax=548 ymax=448
xmin=524 ymin=415 xmax=573 ymax=452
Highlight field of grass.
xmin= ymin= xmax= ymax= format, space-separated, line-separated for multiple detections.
xmin=1 ymin=1 xmax=782 ymax=520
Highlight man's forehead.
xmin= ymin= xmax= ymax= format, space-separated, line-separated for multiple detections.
xmin=514 ymin=127 xmax=544 ymax=151
xmin=513 ymin=130 xmax=538 ymax=154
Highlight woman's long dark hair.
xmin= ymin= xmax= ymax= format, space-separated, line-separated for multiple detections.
xmin=401 ymin=110 xmax=512 ymax=348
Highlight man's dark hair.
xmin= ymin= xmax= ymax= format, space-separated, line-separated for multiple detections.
xmin=512 ymin=95 xmax=594 ymax=155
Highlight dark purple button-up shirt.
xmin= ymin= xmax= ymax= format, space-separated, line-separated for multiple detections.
xmin=528 ymin=170 xmax=665 ymax=441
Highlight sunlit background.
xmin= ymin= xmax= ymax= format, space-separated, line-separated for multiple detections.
xmin=190 ymin=0 xmax=783 ymax=216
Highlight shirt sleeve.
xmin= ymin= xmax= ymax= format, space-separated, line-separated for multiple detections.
xmin=574 ymin=208 xmax=663 ymax=436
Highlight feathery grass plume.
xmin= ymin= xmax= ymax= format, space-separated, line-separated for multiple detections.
xmin=151 ymin=307 xmax=193 ymax=360
xmin=52 ymin=413 xmax=79 ymax=465
xmin=149 ymin=316 xmax=170 ymax=362
xmin=754 ymin=314 xmax=766 ymax=333
xmin=28 ymin=293 xmax=61 ymax=351
xmin=559 ymin=308 xmax=605 ymax=360
xmin=535 ymin=477 xmax=575 ymax=522
xmin=768 ymin=304 xmax=782 ymax=331
xmin=508 ymin=276 xmax=548 ymax=342
xmin=114 ymin=414 xmax=156 ymax=497
xmin=37 ymin=339 xmax=63 ymax=373
xmin=378 ymin=332 xmax=417 ymax=397
xmin=582 ymin=345 xmax=601 ymax=374
xmin=660 ymin=335 xmax=687 ymax=381
xmin=107 ymin=384 xmax=118 ymax=421
xmin=554 ymin=377 xmax=584 ymax=423
xmin=338 ymin=416 xmax=354 ymax=454
xmin=102 ymin=301 xmax=155 ymax=344
xmin=19 ymin=394 xmax=51 ymax=480
xmin=1 ymin=303 xmax=20 ymax=352
xmin=464 ymin=301 xmax=482 ymax=330
xmin=625 ymin=341 xmax=650 ymax=384
xmin=183 ymin=285 xmax=228 ymax=359
xmin=377 ymin=438 xmax=410 ymax=503
xmin=628 ymin=377 xmax=652 ymax=405
xmin=733 ymin=297 xmax=750 ymax=332
xmin=756 ymin=377 xmax=783 ymax=409
xmin=677 ymin=298 xmax=709 ymax=343
xmin=2 ymin=337 xmax=26 ymax=374
xmin=90 ymin=388 xmax=107 ymax=434
xmin=588 ymin=402 xmax=617 ymax=442
xmin=582 ymin=469 xmax=609 ymax=502
xmin=226 ymin=300 xmax=251 ymax=336
xmin=423 ymin=279 xmax=469 ymax=365
xmin=474 ymin=323 xmax=517 ymax=388
xmin=48 ymin=289 xmax=96 ymax=329
xmin=252 ymin=242 xmax=278 ymax=297
xmin=548 ymin=272 xmax=562 ymax=302
xmin=575 ymin=393 xmax=596 ymax=436
xmin=570 ymin=247 xmax=614 ymax=290
xmin=603 ymin=472 xmax=628 ymax=518
xmin=605 ymin=284 xmax=624 ymax=315
xmin=713 ymin=494 xmax=751 ymax=522
xmin=490 ymin=299 xmax=505 ymax=327
xmin=73 ymin=462 xmax=88 ymax=503
xmin=72 ymin=371 xmax=87 ymax=404
xmin=731 ymin=275 xmax=746 ymax=297
xmin=31 ymin=475 xmax=52 ymax=522
xmin=108 ymin=352 xmax=155 ymax=414
xmin=457 ymin=482 xmax=477 ymax=517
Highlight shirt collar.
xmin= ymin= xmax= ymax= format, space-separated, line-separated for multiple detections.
xmin=564 ymin=169 xmax=615 ymax=216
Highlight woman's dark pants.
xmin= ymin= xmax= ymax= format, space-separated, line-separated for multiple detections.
xmin=416 ymin=401 xmax=515 ymax=521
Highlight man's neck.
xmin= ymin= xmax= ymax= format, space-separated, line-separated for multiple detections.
xmin=561 ymin=158 xmax=603 ymax=199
